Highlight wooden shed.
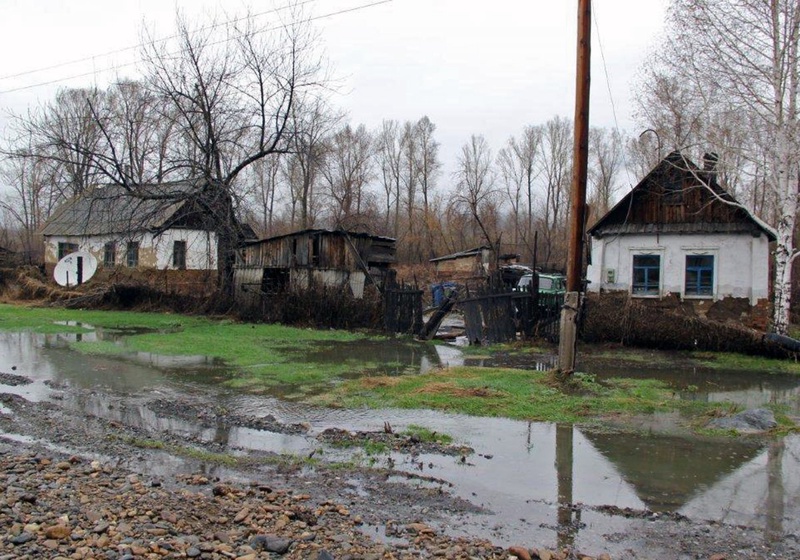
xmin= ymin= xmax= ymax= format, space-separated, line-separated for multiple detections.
xmin=429 ymin=246 xmax=494 ymax=283
xmin=234 ymin=229 xmax=396 ymax=305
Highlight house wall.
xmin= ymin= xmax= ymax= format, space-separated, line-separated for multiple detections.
xmin=243 ymin=232 xmax=389 ymax=271
xmin=433 ymin=250 xmax=492 ymax=281
xmin=44 ymin=229 xmax=217 ymax=271
xmin=587 ymin=232 xmax=770 ymax=305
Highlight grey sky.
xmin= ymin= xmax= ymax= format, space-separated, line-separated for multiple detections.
xmin=0 ymin=0 xmax=667 ymax=189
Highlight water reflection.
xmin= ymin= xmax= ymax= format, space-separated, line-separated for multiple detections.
xmin=1 ymin=328 xmax=800 ymax=551
xmin=587 ymin=364 xmax=800 ymax=416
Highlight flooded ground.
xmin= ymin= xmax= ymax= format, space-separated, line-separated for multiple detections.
xmin=1 ymin=328 xmax=799 ymax=556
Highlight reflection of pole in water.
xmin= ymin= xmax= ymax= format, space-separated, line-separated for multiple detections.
xmin=556 ymin=423 xmax=577 ymax=548
xmin=765 ymin=439 xmax=785 ymax=542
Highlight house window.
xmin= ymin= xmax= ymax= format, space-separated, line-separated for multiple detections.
xmin=126 ymin=242 xmax=139 ymax=267
xmin=685 ymin=255 xmax=714 ymax=297
xmin=173 ymin=240 xmax=187 ymax=269
xmin=103 ymin=242 xmax=116 ymax=267
xmin=632 ymin=254 xmax=661 ymax=296
xmin=57 ymin=242 xmax=79 ymax=260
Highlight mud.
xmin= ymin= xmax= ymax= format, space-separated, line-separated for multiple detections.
xmin=1 ymin=368 xmax=799 ymax=559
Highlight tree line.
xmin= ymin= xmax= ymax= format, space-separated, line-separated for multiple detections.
xmin=0 ymin=82 xmax=629 ymax=272
xmin=1 ymin=0 xmax=796 ymax=333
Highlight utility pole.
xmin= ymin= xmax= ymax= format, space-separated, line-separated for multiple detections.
xmin=558 ymin=0 xmax=591 ymax=374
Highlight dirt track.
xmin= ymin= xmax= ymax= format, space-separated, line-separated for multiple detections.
xmin=0 ymin=370 xmax=798 ymax=559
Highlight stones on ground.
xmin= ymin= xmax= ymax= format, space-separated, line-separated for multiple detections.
xmin=250 ymin=534 xmax=293 ymax=553
xmin=8 ymin=532 xmax=34 ymax=545
xmin=0 ymin=451 xmax=608 ymax=560
xmin=708 ymin=408 xmax=778 ymax=433
xmin=508 ymin=545 xmax=532 ymax=560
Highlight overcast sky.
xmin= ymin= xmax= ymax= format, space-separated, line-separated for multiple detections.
xmin=0 ymin=0 xmax=668 ymax=189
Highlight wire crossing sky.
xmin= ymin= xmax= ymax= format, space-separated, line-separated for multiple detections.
xmin=0 ymin=0 xmax=667 ymax=186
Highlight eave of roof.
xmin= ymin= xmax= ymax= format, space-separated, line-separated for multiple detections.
xmin=430 ymin=245 xmax=492 ymax=263
xmin=246 ymin=228 xmax=396 ymax=246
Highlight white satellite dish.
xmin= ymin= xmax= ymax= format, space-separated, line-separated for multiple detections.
xmin=54 ymin=250 xmax=98 ymax=287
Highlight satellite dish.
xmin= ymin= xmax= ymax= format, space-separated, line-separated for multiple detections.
xmin=54 ymin=250 xmax=98 ymax=287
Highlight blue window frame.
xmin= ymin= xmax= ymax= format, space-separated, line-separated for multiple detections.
xmin=632 ymin=254 xmax=660 ymax=296
xmin=685 ymin=255 xmax=714 ymax=296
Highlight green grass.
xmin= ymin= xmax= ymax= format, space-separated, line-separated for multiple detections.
xmin=0 ymin=303 xmax=191 ymax=333
xmin=690 ymin=351 xmax=800 ymax=374
xmin=403 ymin=424 xmax=453 ymax=444
xmin=308 ymin=366 xmax=713 ymax=423
xmin=3 ymin=303 xmax=797 ymax=428
xmin=0 ymin=303 xmax=375 ymax=390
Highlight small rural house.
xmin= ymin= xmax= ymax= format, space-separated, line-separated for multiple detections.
xmin=41 ymin=183 xmax=254 ymax=291
xmin=586 ymin=151 xmax=776 ymax=323
xmin=234 ymin=229 xmax=396 ymax=303
xmin=430 ymin=246 xmax=495 ymax=283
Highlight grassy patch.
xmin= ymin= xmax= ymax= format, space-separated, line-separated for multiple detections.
xmin=403 ymin=424 xmax=453 ymax=445
xmin=308 ymin=366 xmax=711 ymax=423
xmin=71 ymin=340 xmax=128 ymax=356
xmin=0 ymin=304 xmax=380 ymax=391
xmin=690 ymin=351 xmax=800 ymax=374
xmin=0 ymin=304 xmax=191 ymax=332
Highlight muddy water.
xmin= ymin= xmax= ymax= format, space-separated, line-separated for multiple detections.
xmin=1 ymin=329 xmax=799 ymax=551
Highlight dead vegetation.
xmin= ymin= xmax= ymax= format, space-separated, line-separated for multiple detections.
xmin=237 ymin=282 xmax=383 ymax=330
xmin=414 ymin=382 xmax=507 ymax=399
xmin=581 ymin=292 xmax=793 ymax=358
xmin=2 ymin=266 xmax=223 ymax=314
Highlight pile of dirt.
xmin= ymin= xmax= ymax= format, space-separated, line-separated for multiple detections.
xmin=581 ymin=292 xmax=793 ymax=358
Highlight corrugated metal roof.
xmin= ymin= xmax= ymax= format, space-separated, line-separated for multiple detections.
xmin=246 ymin=228 xmax=396 ymax=246
xmin=430 ymin=246 xmax=491 ymax=263
xmin=41 ymin=183 xmax=197 ymax=237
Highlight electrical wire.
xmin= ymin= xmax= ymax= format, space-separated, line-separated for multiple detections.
xmin=0 ymin=0 xmax=393 ymax=95
xmin=0 ymin=0 xmax=324 ymax=82
xmin=591 ymin=1 xmax=635 ymax=191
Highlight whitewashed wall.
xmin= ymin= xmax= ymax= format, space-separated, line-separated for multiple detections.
xmin=586 ymin=232 xmax=771 ymax=304
xmin=44 ymin=229 xmax=217 ymax=271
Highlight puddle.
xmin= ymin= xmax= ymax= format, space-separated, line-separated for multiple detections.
xmin=586 ymin=364 xmax=800 ymax=416
xmin=289 ymin=339 xmax=465 ymax=375
xmin=1 ymin=327 xmax=800 ymax=550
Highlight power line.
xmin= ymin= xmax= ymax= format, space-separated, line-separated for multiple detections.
xmin=0 ymin=0 xmax=393 ymax=95
xmin=0 ymin=0 xmax=323 ymax=82
xmin=592 ymin=0 xmax=635 ymax=190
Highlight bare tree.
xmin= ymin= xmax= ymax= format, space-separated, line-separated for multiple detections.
xmin=0 ymin=148 xmax=56 ymax=262
xmin=242 ymin=154 xmax=282 ymax=237
xmin=376 ymin=120 xmax=403 ymax=236
xmin=588 ymin=127 xmax=625 ymax=216
xmin=283 ymin=97 xmax=339 ymax=230
xmin=414 ymin=116 xmax=441 ymax=259
xmin=536 ymin=116 xmax=573 ymax=269
xmin=6 ymin=88 xmax=105 ymax=199
xmin=644 ymin=0 xmax=800 ymax=334
xmin=497 ymin=126 xmax=541 ymax=260
xmin=451 ymin=134 xmax=498 ymax=249
xmin=5 ymin=7 xmax=327 ymax=291
xmin=319 ymin=123 xmax=374 ymax=228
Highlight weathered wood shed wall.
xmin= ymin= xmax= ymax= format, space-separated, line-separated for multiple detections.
xmin=234 ymin=229 xmax=396 ymax=303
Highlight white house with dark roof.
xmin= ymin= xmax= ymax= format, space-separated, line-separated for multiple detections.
xmin=40 ymin=183 xmax=253 ymax=275
xmin=586 ymin=152 xmax=775 ymax=311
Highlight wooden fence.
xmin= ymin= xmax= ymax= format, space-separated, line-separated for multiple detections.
xmin=384 ymin=282 xmax=424 ymax=335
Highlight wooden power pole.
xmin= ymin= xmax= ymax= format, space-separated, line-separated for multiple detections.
xmin=558 ymin=0 xmax=591 ymax=374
